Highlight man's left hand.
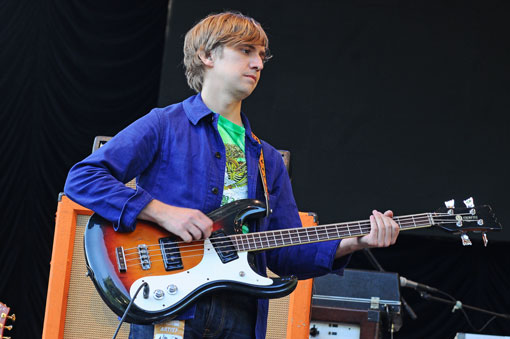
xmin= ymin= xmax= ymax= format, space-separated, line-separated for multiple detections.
xmin=335 ymin=210 xmax=399 ymax=258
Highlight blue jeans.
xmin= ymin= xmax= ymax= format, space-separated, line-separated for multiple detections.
xmin=128 ymin=292 xmax=257 ymax=339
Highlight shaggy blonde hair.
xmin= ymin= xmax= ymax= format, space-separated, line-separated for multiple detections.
xmin=183 ymin=12 xmax=269 ymax=92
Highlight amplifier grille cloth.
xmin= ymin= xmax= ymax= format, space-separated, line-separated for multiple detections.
xmin=266 ymin=270 xmax=290 ymax=339
xmin=63 ymin=214 xmax=130 ymax=339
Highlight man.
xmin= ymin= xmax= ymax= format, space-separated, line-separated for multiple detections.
xmin=64 ymin=11 xmax=399 ymax=339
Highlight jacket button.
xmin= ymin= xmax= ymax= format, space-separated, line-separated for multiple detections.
xmin=215 ymin=152 xmax=221 ymax=159
xmin=212 ymin=187 xmax=219 ymax=194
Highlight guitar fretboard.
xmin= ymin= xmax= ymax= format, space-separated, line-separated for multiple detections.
xmin=230 ymin=213 xmax=434 ymax=252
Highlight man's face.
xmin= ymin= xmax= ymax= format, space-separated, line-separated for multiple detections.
xmin=206 ymin=43 xmax=267 ymax=99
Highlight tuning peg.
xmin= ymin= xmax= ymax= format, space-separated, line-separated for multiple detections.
xmin=463 ymin=197 xmax=474 ymax=208
xmin=1 ymin=313 xmax=15 ymax=321
xmin=445 ymin=199 xmax=455 ymax=209
xmin=482 ymin=233 xmax=488 ymax=247
xmin=3 ymin=324 xmax=12 ymax=330
xmin=461 ymin=234 xmax=472 ymax=246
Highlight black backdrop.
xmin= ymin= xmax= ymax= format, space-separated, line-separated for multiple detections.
xmin=1 ymin=0 xmax=509 ymax=338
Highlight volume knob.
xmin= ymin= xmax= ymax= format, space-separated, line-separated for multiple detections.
xmin=167 ymin=284 xmax=178 ymax=295
xmin=153 ymin=289 xmax=165 ymax=300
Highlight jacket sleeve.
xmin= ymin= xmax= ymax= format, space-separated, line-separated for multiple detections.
xmin=63 ymin=109 xmax=162 ymax=231
xmin=264 ymin=149 xmax=350 ymax=279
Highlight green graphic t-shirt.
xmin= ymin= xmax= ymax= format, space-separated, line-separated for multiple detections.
xmin=217 ymin=115 xmax=248 ymax=208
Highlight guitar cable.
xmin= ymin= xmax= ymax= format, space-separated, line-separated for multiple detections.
xmin=112 ymin=282 xmax=149 ymax=339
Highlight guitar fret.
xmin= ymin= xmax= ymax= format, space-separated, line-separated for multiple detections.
xmin=256 ymin=233 xmax=263 ymax=250
xmin=342 ymin=223 xmax=349 ymax=237
xmin=288 ymin=229 xmax=294 ymax=244
xmin=242 ymin=234 xmax=249 ymax=250
xmin=270 ymin=232 xmax=277 ymax=247
xmin=263 ymin=233 xmax=270 ymax=249
xmin=251 ymin=233 xmax=257 ymax=250
xmin=291 ymin=229 xmax=298 ymax=243
xmin=397 ymin=216 xmax=408 ymax=230
xmin=250 ymin=233 xmax=258 ymax=250
xmin=296 ymin=229 xmax=303 ymax=244
xmin=239 ymin=236 xmax=245 ymax=251
xmin=318 ymin=227 xmax=327 ymax=240
xmin=268 ymin=232 xmax=273 ymax=247
xmin=233 ymin=236 xmax=241 ymax=251
xmin=427 ymin=213 xmax=434 ymax=226
xmin=411 ymin=215 xmax=417 ymax=229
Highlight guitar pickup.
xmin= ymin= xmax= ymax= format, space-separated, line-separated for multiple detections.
xmin=137 ymin=244 xmax=151 ymax=270
xmin=159 ymin=237 xmax=184 ymax=271
xmin=115 ymin=246 xmax=127 ymax=273
xmin=210 ymin=230 xmax=239 ymax=264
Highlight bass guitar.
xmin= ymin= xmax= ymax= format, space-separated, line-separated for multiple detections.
xmin=84 ymin=197 xmax=500 ymax=324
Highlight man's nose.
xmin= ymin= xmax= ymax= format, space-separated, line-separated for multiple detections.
xmin=251 ymin=55 xmax=264 ymax=70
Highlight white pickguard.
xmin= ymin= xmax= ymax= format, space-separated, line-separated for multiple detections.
xmin=130 ymin=238 xmax=272 ymax=312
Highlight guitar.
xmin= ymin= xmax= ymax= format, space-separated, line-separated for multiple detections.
xmin=84 ymin=198 xmax=501 ymax=324
xmin=0 ymin=302 xmax=14 ymax=339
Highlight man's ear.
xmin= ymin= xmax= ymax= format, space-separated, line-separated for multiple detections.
xmin=198 ymin=49 xmax=214 ymax=67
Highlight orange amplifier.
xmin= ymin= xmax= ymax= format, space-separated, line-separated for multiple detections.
xmin=42 ymin=194 xmax=316 ymax=339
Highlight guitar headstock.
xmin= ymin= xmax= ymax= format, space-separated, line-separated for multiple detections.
xmin=432 ymin=197 xmax=501 ymax=246
xmin=0 ymin=301 xmax=15 ymax=338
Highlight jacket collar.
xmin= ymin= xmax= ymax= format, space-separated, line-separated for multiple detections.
xmin=182 ymin=93 xmax=259 ymax=147
xmin=182 ymin=93 xmax=212 ymax=125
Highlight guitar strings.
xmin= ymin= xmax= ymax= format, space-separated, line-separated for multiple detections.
xmin=120 ymin=225 xmax=470 ymax=268
xmin=118 ymin=214 xmax=475 ymax=269
xmin=120 ymin=212 xmax=465 ymax=254
xmin=119 ymin=213 xmax=434 ymax=253
xmin=120 ymin=213 xmax=468 ymax=257
xmin=119 ymin=220 xmax=467 ymax=269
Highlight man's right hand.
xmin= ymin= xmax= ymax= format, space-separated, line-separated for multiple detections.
xmin=138 ymin=200 xmax=213 ymax=242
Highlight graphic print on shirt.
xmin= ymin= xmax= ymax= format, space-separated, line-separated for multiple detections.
xmin=224 ymin=143 xmax=248 ymax=192
xmin=217 ymin=115 xmax=248 ymax=210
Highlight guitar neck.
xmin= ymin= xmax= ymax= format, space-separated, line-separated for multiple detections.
xmin=231 ymin=213 xmax=434 ymax=252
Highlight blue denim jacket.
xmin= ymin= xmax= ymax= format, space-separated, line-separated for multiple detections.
xmin=64 ymin=93 xmax=348 ymax=338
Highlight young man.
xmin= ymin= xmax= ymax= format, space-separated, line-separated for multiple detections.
xmin=64 ymin=12 xmax=399 ymax=339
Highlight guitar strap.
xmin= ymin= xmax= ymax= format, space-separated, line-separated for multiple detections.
xmin=250 ymin=132 xmax=270 ymax=217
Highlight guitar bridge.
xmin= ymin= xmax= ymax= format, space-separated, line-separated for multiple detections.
xmin=159 ymin=237 xmax=184 ymax=271
xmin=137 ymin=244 xmax=151 ymax=270
xmin=115 ymin=247 xmax=127 ymax=273
xmin=210 ymin=230 xmax=239 ymax=264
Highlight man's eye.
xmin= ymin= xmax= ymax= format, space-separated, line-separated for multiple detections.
xmin=241 ymin=48 xmax=250 ymax=54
